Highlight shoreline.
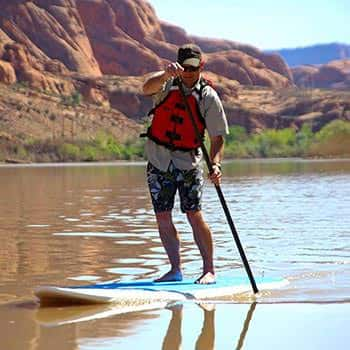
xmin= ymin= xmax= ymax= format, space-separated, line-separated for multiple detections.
xmin=1 ymin=157 xmax=350 ymax=168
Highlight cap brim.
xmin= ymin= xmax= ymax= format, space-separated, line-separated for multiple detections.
xmin=181 ymin=58 xmax=201 ymax=67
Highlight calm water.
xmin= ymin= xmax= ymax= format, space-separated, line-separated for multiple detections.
xmin=1 ymin=159 xmax=349 ymax=349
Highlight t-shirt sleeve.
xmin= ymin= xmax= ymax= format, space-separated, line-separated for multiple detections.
xmin=202 ymin=86 xmax=229 ymax=137
xmin=152 ymin=79 xmax=173 ymax=105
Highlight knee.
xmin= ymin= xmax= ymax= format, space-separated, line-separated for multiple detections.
xmin=186 ymin=210 xmax=203 ymax=227
xmin=156 ymin=211 xmax=173 ymax=231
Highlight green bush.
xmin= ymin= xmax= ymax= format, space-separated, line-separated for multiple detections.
xmin=81 ymin=145 xmax=98 ymax=161
xmin=295 ymin=124 xmax=313 ymax=155
xmin=15 ymin=121 xmax=349 ymax=161
xmin=120 ymin=138 xmax=145 ymax=160
xmin=226 ymin=126 xmax=248 ymax=144
xmin=308 ymin=120 xmax=350 ymax=157
xmin=314 ymin=120 xmax=350 ymax=141
xmin=223 ymin=121 xmax=350 ymax=158
xmin=13 ymin=145 xmax=28 ymax=160
xmin=254 ymin=128 xmax=297 ymax=157
xmin=61 ymin=91 xmax=82 ymax=107
xmin=94 ymin=132 xmax=122 ymax=158
xmin=225 ymin=126 xmax=299 ymax=158
xmin=58 ymin=143 xmax=80 ymax=161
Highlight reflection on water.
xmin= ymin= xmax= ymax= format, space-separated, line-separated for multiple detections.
xmin=1 ymin=159 xmax=350 ymax=349
xmin=2 ymin=300 xmax=350 ymax=350
xmin=3 ymin=302 xmax=254 ymax=350
xmin=161 ymin=302 xmax=254 ymax=350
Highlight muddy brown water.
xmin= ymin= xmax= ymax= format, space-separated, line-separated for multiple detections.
xmin=1 ymin=159 xmax=349 ymax=349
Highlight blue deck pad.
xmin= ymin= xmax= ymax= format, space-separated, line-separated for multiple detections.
xmin=73 ymin=276 xmax=282 ymax=293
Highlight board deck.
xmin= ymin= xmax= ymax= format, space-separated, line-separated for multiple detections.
xmin=35 ymin=275 xmax=288 ymax=306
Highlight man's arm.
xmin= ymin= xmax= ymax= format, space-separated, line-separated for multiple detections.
xmin=142 ymin=62 xmax=184 ymax=96
xmin=208 ymin=135 xmax=224 ymax=185
xmin=142 ymin=71 xmax=169 ymax=96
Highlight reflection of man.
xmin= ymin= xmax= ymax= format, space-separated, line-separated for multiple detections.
xmin=195 ymin=304 xmax=215 ymax=350
xmin=162 ymin=304 xmax=183 ymax=350
xmin=161 ymin=302 xmax=257 ymax=350
xmin=161 ymin=304 xmax=216 ymax=350
xmin=142 ymin=44 xmax=229 ymax=284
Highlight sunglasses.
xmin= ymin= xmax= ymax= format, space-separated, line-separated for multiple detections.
xmin=182 ymin=65 xmax=200 ymax=72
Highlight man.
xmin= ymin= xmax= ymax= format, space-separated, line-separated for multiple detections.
xmin=142 ymin=43 xmax=229 ymax=284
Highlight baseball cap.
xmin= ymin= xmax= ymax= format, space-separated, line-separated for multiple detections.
xmin=177 ymin=44 xmax=202 ymax=67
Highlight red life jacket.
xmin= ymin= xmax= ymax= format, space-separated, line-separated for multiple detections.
xmin=145 ymin=78 xmax=210 ymax=152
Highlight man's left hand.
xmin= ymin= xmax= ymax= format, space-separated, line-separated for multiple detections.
xmin=208 ymin=164 xmax=222 ymax=185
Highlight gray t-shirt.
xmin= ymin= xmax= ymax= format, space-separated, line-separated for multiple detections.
xmin=145 ymin=76 xmax=229 ymax=171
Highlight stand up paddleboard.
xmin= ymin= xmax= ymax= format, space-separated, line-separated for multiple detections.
xmin=35 ymin=275 xmax=288 ymax=306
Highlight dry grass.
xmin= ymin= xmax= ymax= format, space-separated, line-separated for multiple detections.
xmin=0 ymin=83 xmax=142 ymax=144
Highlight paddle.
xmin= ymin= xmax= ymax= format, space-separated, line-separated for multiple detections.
xmin=176 ymin=78 xmax=259 ymax=294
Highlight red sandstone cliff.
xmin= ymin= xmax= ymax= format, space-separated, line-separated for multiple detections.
xmin=0 ymin=0 xmax=292 ymax=90
xmin=2 ymin=0 xmax=348 ymax=144
xmin=292 ymin=59 xmax=350 ymax=89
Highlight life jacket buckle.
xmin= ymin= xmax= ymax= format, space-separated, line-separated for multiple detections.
xmin=170 ymin=115 xmax=183 ymax=124
xmin=165 ymin=130 xmax=181 ymax=141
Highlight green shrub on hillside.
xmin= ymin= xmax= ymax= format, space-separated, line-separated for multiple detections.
xmin=225 ymin=126 xmax=248 ymax=143
xmin=58 ymin=143 xmax=80 ymax=161
xmin=308 ymin=120 xmax=350 ymax=157
xmin=94 ymin=132 xmax=123 ymax=158
xmin=224 ymin=121 xmax=350 ymax=158
xmin=120 ymin=138 xmax=145 ymax=160
xmin=314 ymin=120 xmax=350 ymax=141
xmin=225 ymin=126 xmax=300 ymax=158
xmin=81 ymin=145 xmax=98 ymax=161
xmin=295 ymin=124 xmax=313 ymax=154
xmin=61 ymin=91 xmax=82 ymax=107
xmin=251 ymin=128 xmax=297 ymax=157
xmin=8 ymin=120 xmax=349 ymax=162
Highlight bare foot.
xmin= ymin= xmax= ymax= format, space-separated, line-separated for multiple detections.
xmin=195 ymin=272 xmax=215 ymax=284
xmin=154 ymin=270 xmax=183 ymax=282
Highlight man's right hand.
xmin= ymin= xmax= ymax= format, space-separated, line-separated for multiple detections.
xmin=164 ymin=62 xmax=184 ymax=79
xmin=142 ymin=62 xmax=184 ymax=96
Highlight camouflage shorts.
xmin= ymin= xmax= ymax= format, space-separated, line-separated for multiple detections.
xmin=147 ymin=161 xmax=204 ymax=213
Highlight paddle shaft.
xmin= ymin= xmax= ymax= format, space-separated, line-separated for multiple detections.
xmin=177 ymin=79 xmax=259 ymax=294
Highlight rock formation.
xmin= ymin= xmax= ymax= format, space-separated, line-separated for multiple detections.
xmin=292 ymin=59 xmax=350 ymax=89
xmin=0 ymin=0 xmax=348 ymax=144
xmin=0 ymin=0 xmax=292 ymax=90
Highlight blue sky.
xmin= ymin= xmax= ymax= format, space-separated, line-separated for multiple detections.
xmin=147 ymin=0 xmax=349 ymax=50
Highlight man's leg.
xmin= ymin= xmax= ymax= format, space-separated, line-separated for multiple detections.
xmin=155 ymin=211 xmax=183 ymax=282
xmin=186 ymin=210 xmax=215 ymax=284
xmin=177 ymin=166 xmax=214 ymax=284
xmin=146 ymin=162 xmax=182 ymax=282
